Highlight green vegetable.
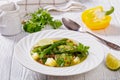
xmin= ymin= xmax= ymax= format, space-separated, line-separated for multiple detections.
xmin=55 ymin=53 xmax=73 ymax=67
xmin=56 ymin=43 xmax=89 ymax=57
xmin=39 ymin=39 xmax=68 ymax=58
xmin=23 ymin=8 xmax=62 ymax=33
xmin=56 ymin=58 xmax=65 ymax=67
xmin=31 ymin=44 xmax=51 ymax=53
xmin=105 ymin=6 xmax=114 ymax=15
xmin=77 ymin=43 xmax=90 ymax=56
xmin=49 ymin=20 xmax=62 ymax=29
xmin=33 ymin=39 xmax=89 ymax=58
xmin=31 ymin=38 xmax=90 ymax=67
xmin=41 ymin=58 xmax=47 ymax=64
xmin=32 ymin=46 xmax=42 ymax=54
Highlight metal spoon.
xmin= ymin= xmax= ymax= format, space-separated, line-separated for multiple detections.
xmin=62 ymin=17 xmax=120 ymax=51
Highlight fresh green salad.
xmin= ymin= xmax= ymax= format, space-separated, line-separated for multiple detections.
xmin=22 ymin=8 xmax=62 ymax=33
xmin=31 ymin=38 xmax=90 ymax=67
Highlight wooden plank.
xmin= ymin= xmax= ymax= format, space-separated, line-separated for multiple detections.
xmin=79 ymin=0 xmax=120 ymax=80
xmin=104 ymin=1 xmax=120 ymax=80
xmin=9 ymin=32 xmax=47 ymax=80
xmin=99 ymin=0 xmax=120 ymax=80
xmin=0 ymin=0 xmax=120 ymax=80
xmin=0 ymin=36 xmax=15 ymax=80
xmin=46 ymin=74 xmax=85 ymax=80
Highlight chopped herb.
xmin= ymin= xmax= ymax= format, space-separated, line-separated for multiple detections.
xmin=23 ymin=8 xmax=62 ymax=33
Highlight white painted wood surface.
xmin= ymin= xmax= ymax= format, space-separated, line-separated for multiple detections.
xmin=0 ymin=0 xmax=120 ymax=80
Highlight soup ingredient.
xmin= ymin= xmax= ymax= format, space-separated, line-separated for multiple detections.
xmin=82 ymin=6 xmax=114 ymax=30
xmin=73 ymin=57 xmax=80 ymax=64
xmin=106 ymin=53 xmax=120 ymax=71
xmin=32 ymin=53 xmax=39 ymax=60
xmin=39 ymin=38 xmax=68 ymax=58
xmin=45 ymin=58 xmax=57 ymax=67
xmin=34 ymin=38 xmax=53 ymax=47
xmin=31 ymin=38 xmax=89 ymax=67
xmin=22 ymin=8 xmax=62 ymax=33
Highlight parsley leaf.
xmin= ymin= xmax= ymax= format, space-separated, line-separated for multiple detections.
xmin=23 ymin=8 xmax=62 ymax=33
xmin=77 ymin=43 xmax=90 ymax=56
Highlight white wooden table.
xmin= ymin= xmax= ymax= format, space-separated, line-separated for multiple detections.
xmin=0 ymin=0 xmax=120 ymax=80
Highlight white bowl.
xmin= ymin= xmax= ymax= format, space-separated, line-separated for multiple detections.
xmin=14 ymin=29 xmax=104 ymax=76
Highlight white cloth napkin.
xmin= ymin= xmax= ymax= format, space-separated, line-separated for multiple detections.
xmin=0 ymin=0 xmax=85 ymax=19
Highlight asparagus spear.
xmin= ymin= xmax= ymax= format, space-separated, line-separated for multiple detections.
xmin=40 ymin=38 xmax=68 ymax=58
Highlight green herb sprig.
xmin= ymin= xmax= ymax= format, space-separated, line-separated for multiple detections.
xmin=23 ymin=8 xmax=62 ymax=33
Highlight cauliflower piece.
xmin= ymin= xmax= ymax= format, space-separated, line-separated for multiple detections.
xmin=73 ymin=57 xmax=80 ymax=64
xmin=32 ymin=53 xmax=39 ymax=60
xmin=45 ymin=58 xmax=57 ymax=67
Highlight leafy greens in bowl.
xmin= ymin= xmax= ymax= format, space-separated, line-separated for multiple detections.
xmin=31 ymin=38 xmax=90 ymax=67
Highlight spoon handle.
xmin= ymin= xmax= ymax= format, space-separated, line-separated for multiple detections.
xmin=86 ymin=31 xmax=120 ymax=50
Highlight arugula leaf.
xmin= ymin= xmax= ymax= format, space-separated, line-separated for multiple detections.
xmin=23 ymin=8 xmax=62 ymax=33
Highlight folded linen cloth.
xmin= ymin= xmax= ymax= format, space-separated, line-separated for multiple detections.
xmin=0 ymin=0 xmax=85 ymax=19
xmin=17 ymin=0 xmax=85 ymax=17
xmin=44 ymin=0 xmax=86 ymax=12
